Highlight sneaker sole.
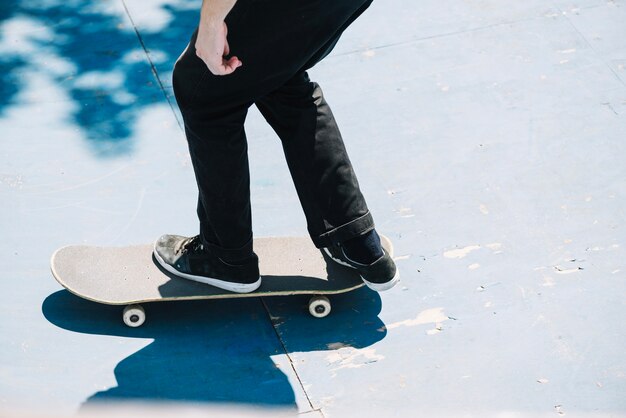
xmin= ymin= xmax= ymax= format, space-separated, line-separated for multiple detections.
xmin=153 ymin=245 xmax=261 ymax=294
xmin=362 ymin=268 xmax=400 ymax=291
xmin=323 ymin=248 xmax=400 ymax=292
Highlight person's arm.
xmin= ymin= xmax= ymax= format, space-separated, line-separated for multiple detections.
xmin=195 ymin=0 xmax=242 ymax=76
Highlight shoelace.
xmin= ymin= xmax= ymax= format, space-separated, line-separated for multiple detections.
xmin=176 ymin=236 xmax=204 ymax=254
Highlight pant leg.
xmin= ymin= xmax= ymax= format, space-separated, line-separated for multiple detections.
xmin=173 ymin=18 xmax=256 ymax=260
xmin=255 ymin=72 xmax=374 ymax=248
xmin=254 ymin=0 xmax=376 ymax=248
xmin=183 ymin=108 xmax=253 ymax=260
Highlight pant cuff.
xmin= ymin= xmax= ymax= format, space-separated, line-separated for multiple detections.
xmin=312 ymin=211 xmax=375 ymax=248
xmin=200 ymin=234 xmax=254 ymax=261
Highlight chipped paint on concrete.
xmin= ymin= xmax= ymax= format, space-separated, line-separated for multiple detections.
xmin=443 ymin=245 xmax=481 ymax=259
xmin=384 ymin=307 xmax=449 ymax=331
xmin=326 ymin=342 xmax=351 ymax=350
xmin=393 ymin=254 xmax=411 ymax=261
xmin=444 ymin=243 xmax=503 ymax=259
xmin=485 ymin=243 xmax=503 ymax=251
xmin=554 ymin=266 xmax=582 ymax=274
xmin=395 ymin=206 xmax=414 ymax=218
xmin=326 ymin=347 xmax=385 ymax=373
xmin=426 ymin=326 xmax=444 ymax=335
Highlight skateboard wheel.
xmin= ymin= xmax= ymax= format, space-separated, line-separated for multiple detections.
xmin=122 ymin=304 xmax=145 ymax=327
xmin=308 ymin=296 xmax=331 ymax=318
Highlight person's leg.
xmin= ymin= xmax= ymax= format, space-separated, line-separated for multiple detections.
xmin=153 ymin=22 xmax=261 ymax=292
xmin=255 ymin=71 xmax=398 ymax=290
xmin=255 ymin=72 xmax=373 ymax=248
xmin=183 ymin=109 xmax=253 ymax=262
xmin=253 ymin=0 xmax=398 ymax=289
xmin=252 ymin=0 xmax=378 ymax=249
xmin=253 ymin=0 xmax=398 ymax=290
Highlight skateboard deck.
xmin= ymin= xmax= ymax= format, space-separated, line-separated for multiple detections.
xmin=51 ymin=236 xmax=394 ymax=326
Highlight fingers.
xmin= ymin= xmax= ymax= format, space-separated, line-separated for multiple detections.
xmin=196 ymin=53 xmax=242 ymax=76
xmin=219 ymin=56 xmax=242 ymax=75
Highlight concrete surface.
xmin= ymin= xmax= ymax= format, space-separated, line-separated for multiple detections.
xmin=1 ymin=0 xmax=625 ymax=416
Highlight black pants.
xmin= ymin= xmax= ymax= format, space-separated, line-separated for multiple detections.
xmin=173 ymin=0 xmax=375 ymax=260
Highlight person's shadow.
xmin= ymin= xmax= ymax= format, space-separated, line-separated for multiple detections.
xmin=42 ymin=284 xmax=386 ymax=411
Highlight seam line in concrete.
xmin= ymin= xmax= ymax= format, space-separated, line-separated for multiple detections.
xmin=260 ymin=298 xmax=322 ymax=416
xmin=328 ymin=10 xmax=587 ymax=59
xmin=120 ymin=0 xmax=184 ymax=130
xmin=553 ymin=1 xmax=626 ymax=88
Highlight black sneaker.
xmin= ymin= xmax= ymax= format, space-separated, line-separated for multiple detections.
xmin=323 ymin=241 xmax=399 ymax=291
xmin=153 ymin=234 xmax=261 ymax=293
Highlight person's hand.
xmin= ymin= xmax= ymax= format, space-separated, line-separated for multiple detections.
xmin=195 ymin=19 xmax=242 ymax=75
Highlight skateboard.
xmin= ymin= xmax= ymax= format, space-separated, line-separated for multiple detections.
xmin=50 ymin=236 xmax=393 ymax=327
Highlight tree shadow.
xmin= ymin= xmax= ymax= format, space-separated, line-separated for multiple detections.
xmin=1 ymin=0 xmax=199 ymax=156
xmin=42 ymin=286 xmax=386 ymax=410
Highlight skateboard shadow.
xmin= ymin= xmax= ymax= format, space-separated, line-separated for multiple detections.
xmin=42 ymin=284 xmax=386 ymax=411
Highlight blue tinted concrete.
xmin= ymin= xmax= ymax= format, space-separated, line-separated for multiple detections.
xmin=1 ymin=0 xmax=626 ymax=416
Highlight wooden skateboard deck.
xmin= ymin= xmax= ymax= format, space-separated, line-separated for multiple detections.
xmin=51 ymin=236 xmax=394 ymax=326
